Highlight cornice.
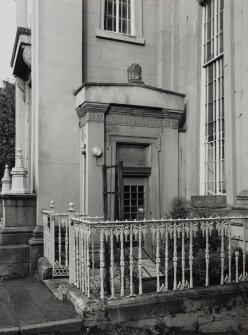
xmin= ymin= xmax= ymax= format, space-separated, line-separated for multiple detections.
xmin=13 ymin=44 xmax=31 ymax=82
xmin=74 ymin=82 xmax=185 ymax=98
xmin=77 ymin=102 xmax=181 ymax=129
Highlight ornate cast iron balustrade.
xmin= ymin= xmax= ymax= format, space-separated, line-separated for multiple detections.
xmin=42 ymin=201 xmax=102 ymax=277
xmin=68 ymin=216 xmax=248 ymax=300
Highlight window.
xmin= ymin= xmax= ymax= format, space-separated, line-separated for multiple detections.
xmin=96 ymin=0 xmax=144 ymax=45
xmin=104 ymin=0 xmax=134 ymax=35
xmin=202 ymin=0 xmax=225 ymax=195
xmin=117 ymin=145 xmax=147 ymax=167
xmin=123 ymin=182 xmax=146 ymax=220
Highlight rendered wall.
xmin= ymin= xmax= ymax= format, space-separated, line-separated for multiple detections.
xmin=80 ymin=0 xmax=202 ymax=204
xmin=166 ymin=0 xmax=248 ymax=206
xmin=32 ymin=0 xmax=82 ymax=217
xmin=82 ymin=0 xmax=158 ymax=86
xmin=20 ymin=0 xmax=248 ymax=214
xmin=232 ymin=0 xmax=248 ymax=199
xmin=177 ymin=1 xmax=202 ymax=202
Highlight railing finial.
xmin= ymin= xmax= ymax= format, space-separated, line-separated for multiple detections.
xmin=68 ymin=202 xmax=75 ymax=213
xmin=50 ymin=200 xmax=55 ymax=213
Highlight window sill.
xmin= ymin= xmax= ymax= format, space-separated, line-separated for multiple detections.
xmin=96 ymin=28 xmax=145 ymax=45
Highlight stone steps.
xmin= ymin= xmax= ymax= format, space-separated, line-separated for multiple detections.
xmin=0 ymin=244 xmax=29 ymax=277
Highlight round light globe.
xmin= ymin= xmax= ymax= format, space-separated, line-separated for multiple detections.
xmin=92 ymin=147 xmax=102 ymax=158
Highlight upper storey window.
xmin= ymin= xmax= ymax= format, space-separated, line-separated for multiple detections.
xmin=96 ymin=0 xmax=144 ymax=45
xmin=104 ymin=0 xmax=134 ymax=35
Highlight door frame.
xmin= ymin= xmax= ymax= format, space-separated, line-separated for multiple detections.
xmin=107 ymin=133 xmax=161 ymax=220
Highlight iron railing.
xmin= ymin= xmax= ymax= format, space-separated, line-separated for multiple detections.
xmin=42 ymin=201 xmax=102 ymax=277
xmin=69 ymin=216 xmax=248 ymax=300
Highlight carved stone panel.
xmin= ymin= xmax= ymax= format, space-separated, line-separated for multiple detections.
xmin=127 ymin=63 xmax=144 ymax=84
xmin=79 ymin=111 xmax=178 ymax=129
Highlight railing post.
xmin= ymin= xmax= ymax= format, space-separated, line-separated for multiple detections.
xmin=100 ymin=227 xmax=105 ymax=299
xmin=120 ymin=227 xmax=125 ymax=297
xmin=173 ymin=222 xmax=178 ymax=290
xmin=220 ymin=220 xmax=225 ymax=285
xmin=81 ymin=227 xmax=86 ymax=293
xmin=201 ymin=219 xmax=213 ymax=287
xmin=86 ymin=228 xmax=91 ymax=298
xmin=68 ymin=202 xmax=76 ymax=284
xmin=189 ymin=222 xmax=194 ymax=288
xmin=155 ymin=222 xmax=160 ymax=292
xmin=129 ymin=223 xmax=135 ymax=297
xmin=138 ymin=222 xmax=143 ymax=295
xmin=50 ymin=201 xmax=56 ymax=271
xmin=228 ymin=222 xmax=232 ymax=283
xmin=110 ymin=227 xmax=116 ymax=299
xmin=164 ymin=221 xmax=169 ymax=291
xmin=242 ymin=219 xmax=247 ymax=279
xmin=181 ymin=222 xmax=185 ymax=288
xmin=235 ymin=250 xmax=239 ymax=283
xmin=43 ymin=212 xmax=47 ymax=259
xmin=205 ymin=223 xmax=210 ymax=287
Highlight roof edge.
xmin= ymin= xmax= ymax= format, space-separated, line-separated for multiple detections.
xmin=11 ymin=26 xmax=31 ymax=67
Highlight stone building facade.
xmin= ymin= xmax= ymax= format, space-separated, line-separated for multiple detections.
xmin=1 ymin=0 xmax=248 ymax=275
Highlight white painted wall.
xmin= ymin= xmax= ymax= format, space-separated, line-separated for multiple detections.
xmin=32 ymin=0 xmax=82 ymax=220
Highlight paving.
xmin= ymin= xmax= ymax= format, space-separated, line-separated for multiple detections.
xmin=0 ymin=275 xmax=82 ymax=335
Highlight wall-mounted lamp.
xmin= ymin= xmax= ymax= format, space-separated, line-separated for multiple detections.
xmin=92 ymin=147 xmax=102 ymax=158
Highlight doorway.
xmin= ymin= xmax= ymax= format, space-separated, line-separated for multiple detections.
xmin=115 ymin=143 xmax=151 ymax=221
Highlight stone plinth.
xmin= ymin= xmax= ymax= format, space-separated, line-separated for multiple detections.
xmin=191 ymin=195 xmax=227 ymax=209
xmin=0 ymin=194 xmax=36 ymax=277
xmin=0 ymin=194 xmax=36 ymax=229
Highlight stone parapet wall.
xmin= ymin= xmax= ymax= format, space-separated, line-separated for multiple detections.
xmin=72 ymin=283 xmax=248 ymax=334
